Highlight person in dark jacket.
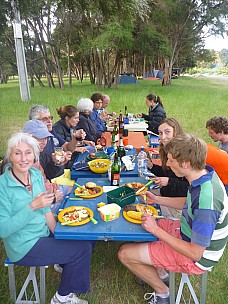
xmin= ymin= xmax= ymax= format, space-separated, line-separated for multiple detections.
xmin=147 ymin=118 xmax=189 ymax=197
xmin=137 ymin=94 xmax=166 ymax=134
xmin=76 ymin=98 xmax=101 ymax=143
xmin=90 ymin=93 xmax=107 ymax=136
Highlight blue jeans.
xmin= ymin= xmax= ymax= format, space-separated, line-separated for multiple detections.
xmin=16 ymin=235 xmax=92 ymax=295
xmin=225 ymin=184 xmax=228 ymax=196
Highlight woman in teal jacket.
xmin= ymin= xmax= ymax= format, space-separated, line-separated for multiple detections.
xmin=0 ymin=133 xmax=92 ymax=304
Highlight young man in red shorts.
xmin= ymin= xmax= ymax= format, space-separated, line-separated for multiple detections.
xmin=118 ymin=134 xmax=228 ymax=304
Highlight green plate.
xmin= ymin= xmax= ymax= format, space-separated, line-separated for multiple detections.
xmin=87 ymin=151 xmax=108 ymax=161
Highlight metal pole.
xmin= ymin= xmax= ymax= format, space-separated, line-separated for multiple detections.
xmin=11 ymin=0 xmax=30 ymax=101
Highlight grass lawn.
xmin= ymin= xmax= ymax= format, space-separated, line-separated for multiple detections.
xmin=0 ymin=76 xmax=227 ymax=303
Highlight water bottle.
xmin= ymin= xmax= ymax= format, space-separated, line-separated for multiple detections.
xmin=137 ymin=146 xmax=147 ymax=176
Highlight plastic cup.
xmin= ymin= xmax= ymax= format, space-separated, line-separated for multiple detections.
xmin=123 ymin=138 xmax=129 ymax=146
xmin=107 ymin=146 xmax=115 ymax=155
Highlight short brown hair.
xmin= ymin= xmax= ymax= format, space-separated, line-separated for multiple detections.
xmin=206 ymin=116 xmax=228 ymax=134
xmin=165 ymin=134 xmax=207 ymax=170
xmin=91 ymin=93 xmax=103 ymax=103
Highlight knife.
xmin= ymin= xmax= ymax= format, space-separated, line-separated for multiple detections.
xmin=136 ymin=180 xmax=154 ymax=194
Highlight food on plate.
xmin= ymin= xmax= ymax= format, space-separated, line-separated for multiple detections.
xmin=95 ymin=144 xmax=103 ymax=151
xmin=85 ymin=182 xmax=97 ymax=189
xmin=124 ymin=204 xmax=159 ymax=221
xmin=89 ymin=152 xmax=96 ymax=159
xmin=127 ymin=211 xmax=143 ymax=221
xmin=74 ymin=183 xmax=100 ymax=196
xmin=125 ymin=182 xmax=145 ymax=191
xmin=62 ymin=207 xmax=89 ymax=223
xmin=90 ymin=161 xmax=108 ymax=169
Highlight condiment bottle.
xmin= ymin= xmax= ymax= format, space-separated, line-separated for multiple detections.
xmin=111 ymin=153 xmax=120 ymax=186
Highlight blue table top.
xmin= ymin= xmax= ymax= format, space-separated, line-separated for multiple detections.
xmin=70 ymin=148 xmax=139 ymax=180
xmin=54 ymin=177 xmax=159 ymax=242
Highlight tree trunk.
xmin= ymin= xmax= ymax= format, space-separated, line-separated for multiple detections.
xmin=67 ymin=39 xmax=72 ymax=88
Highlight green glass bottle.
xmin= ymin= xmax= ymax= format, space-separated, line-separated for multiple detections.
xmin=111 ymin=153 xmax=120 ymax=186
xmin=119 ymin=110 xmax=124 ymax=136
xmin=117 ymin=137 xmax=126 ymax=158
xmin=124 ymin=106 xmax=128 ymax=117
xmin=113 ymin=119 xmax=119 ymax=141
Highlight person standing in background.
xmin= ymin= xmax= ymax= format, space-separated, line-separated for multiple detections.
xmin=137 ymin=94 xmax=166 ymax=134
xmin=206 ymin=116 xmax=228 ymax=153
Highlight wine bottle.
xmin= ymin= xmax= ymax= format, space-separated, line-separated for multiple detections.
xmin=119 ymin=110 xmax=124 ymax=136
xmin=124 ymin=106 xmax=128 ymax=117
xmin=111 ymin=153 xmax=120 ymax=186
xmin=113 ymin=120 xmax=119 ymax=142
xmin=117 ymin=137 xmax=126 ymax=158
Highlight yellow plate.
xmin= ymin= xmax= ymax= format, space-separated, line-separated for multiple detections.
xmin=58 ymin=206 xmax=94 ymax=226
xmin=121 ymin=183 xmax=148 ymax=195
xmin=74 ymin=186 xmax=104 ymax=198
xmin=123 ymin=204 xmax=159 ymax=224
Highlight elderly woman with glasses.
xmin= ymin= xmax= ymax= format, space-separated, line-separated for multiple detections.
xmin=0 ymin=133 xmax=92 ymax=304
xmin=76 ymin=98 xmax=101 ymax=143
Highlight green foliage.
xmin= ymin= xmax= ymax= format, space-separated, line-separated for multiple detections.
xmin=0 ymin=77 xmax=228 ymax=303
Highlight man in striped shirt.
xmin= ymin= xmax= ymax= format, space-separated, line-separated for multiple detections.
xmin=118 ymin=134 xmax=228 ymax=304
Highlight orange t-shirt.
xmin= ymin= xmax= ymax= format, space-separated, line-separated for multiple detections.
xmin=206 ymin=144 xmax=228 ymax=184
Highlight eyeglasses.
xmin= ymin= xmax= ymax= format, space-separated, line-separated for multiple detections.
xmin=95 ymin=101 xmax=103 ymax=104
xmin=39 ymin=116 xmax=53 ymax=122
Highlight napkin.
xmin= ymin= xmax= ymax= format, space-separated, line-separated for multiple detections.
xmin=51 ymin=169 xmax=75 ymax=186
xmin=121 ymin=156 xmax=135 ymax=171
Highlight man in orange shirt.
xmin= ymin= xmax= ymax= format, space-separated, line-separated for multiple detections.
xmin=206 ymin=143 xmax=228 ymax=195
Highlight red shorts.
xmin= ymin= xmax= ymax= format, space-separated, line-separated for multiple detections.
xmin=148 ymin=219 xmax=205 ymax=274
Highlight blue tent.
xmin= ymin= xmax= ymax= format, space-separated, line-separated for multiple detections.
xmin=118 ymin=75 xmax=139 ymax=84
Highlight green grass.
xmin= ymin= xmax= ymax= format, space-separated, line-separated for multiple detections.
xmin=0 ymin=76 xmax=228 ymax=303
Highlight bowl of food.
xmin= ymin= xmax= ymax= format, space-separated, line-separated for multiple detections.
xmin=98 ymin=203 xmax=121 ymax=222
xmin=88 ymin=159 xmax=111 ymax=174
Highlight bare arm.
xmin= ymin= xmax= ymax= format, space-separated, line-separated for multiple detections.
xmin=144 ymin=191 xmax=186 ymax=210
xmin=142 ymin=213 xmax=205 ymax=261
xmin=45 ymin=212 xmax=56 ymax=234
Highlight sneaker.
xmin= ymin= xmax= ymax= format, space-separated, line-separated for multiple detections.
xmin=134 ymin=275 xmax=169 ymax=287
xmin=54 ymin=264 xmax=63 ymax=273
xmin=144 ymin=292 xmax=169 ymax=304
xmin=51 ymin=292 xmax=88 ymax=304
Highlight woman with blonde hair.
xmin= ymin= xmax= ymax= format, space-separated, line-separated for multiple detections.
xmin=0 ymin=133 xmax=92 ymax=304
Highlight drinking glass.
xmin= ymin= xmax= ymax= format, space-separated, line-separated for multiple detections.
xmin=54 ymin=147 xmax=64 ymax=165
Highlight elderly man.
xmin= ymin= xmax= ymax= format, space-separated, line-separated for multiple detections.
xmin=28 ymin=105 xmax=87 ymax=156
xmin=100 ymin=94 xmax=116 ymax=122
xmin=89 ymin=93 xmax=107 ymax=136
xmin=118 ymin=134 xmax=228 ymax=304
xmin=206 ymin=116 xmax=228 ymax=153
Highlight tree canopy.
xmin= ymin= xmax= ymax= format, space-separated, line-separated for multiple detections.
xmin=0 ymin=0 xmax=227 ymax=87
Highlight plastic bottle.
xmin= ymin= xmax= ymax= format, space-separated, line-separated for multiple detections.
xmin=137 ymin=146 xmax=147 ymax=176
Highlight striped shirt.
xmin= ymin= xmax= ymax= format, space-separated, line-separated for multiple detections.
xmin=180 ymin=166 xmax=228 ymax=271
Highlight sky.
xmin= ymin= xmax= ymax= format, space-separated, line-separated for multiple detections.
xmin=204 ymin=36 xmax=227 ymax=51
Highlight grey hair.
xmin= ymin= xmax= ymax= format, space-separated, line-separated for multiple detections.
xmin=6 ymin=133 xmax=40 ymax=162
xmin=77 ymin=98 xmax=93 ymax=113
xmin=28 ymin=105 xmax=50 ymax=120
